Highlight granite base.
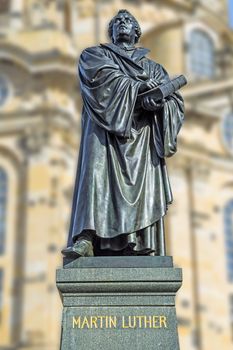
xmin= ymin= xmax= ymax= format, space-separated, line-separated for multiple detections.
xmin=56 ymin=256 xmax=182 ymax=350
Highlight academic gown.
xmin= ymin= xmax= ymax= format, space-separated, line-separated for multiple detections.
xmin=67 ymin=43 xmax=184 ymax=253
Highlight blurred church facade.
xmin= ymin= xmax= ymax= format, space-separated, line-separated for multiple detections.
xmin=0 ymin=1 xmax=233 ymax=350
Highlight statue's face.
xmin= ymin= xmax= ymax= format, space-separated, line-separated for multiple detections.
xmin=112 ymin=12 xmax=136 ymax=44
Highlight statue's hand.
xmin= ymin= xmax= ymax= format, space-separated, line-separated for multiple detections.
xmin=138 ymin=79 xmax=158 ymax=94
xmin=141 ymin=97 xmax=165 ymax=111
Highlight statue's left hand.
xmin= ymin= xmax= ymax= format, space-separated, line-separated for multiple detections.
xmin=142 ymin=97 xmax=165 ymax=111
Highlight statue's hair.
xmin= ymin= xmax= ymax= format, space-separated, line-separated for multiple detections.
xmin=108 ymin=9 xmax=142 ymax=44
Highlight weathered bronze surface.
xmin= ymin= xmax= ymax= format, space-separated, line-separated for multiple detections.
xmin=63 ymin=10 xmax=185 ymax=258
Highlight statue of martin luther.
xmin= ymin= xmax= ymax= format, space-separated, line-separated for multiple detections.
xmin=62 ymin=9 xmax=185 ymax=259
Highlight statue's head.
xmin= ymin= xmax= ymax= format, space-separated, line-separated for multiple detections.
xmin=108 ymin=9 xmax=142 ymax=45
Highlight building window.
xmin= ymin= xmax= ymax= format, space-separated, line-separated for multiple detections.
xmin=222 ymin=113 xmax=233 ymax=155
xmin=189 ymin=29 xmax=215 ymax=78
xmin=0 ymin=168 xmax=7 ymax=255
xmin=0 ymin=76 xmax=9 ymax=107
xmin=224 ymin=200 xmax=233 ymax=281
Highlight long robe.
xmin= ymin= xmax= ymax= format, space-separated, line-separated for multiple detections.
xmin=67 ymin=43 xmax=184 ymax=253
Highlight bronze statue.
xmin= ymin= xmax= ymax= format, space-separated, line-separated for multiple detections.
xmin=62 ymin=9 xmax=185 ymax=259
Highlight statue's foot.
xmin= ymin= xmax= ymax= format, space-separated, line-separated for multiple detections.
xmin=61 ymin=240 xmax=94 ymax=258
xmin=122 ymin=247 xmax=137 ymax=256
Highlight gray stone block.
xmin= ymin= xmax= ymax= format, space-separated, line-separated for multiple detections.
xmin=57 ymin=257 xmax=182 ymax=350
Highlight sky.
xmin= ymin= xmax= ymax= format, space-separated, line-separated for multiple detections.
xmin=229 ymin=0 xmax=233 ymax=28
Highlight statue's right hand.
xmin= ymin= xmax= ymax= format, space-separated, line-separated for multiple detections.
xmin=141 ymin=97 xmax=165 ymax=112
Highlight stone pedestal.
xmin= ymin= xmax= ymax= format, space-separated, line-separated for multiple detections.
xmin=56 ymin=257 xmax=182 ymax=350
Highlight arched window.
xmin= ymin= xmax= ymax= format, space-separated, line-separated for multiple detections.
xmin=224 ymin=200 xmax=233 ymax=282
xmin=0 ymin=168 xmax=7 ymax=255
xmin=189 ymin=29 xmax=215 ymax=78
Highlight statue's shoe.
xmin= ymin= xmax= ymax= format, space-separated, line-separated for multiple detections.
xmin=61 ymin=240 xmax=94 ymax=258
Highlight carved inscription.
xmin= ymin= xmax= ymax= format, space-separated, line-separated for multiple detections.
xmin=72 ymin=315 xmax=167 ymax=329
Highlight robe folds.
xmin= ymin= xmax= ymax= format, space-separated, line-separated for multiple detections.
xmin=67 ymin=43 xmax=184 ymax=253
